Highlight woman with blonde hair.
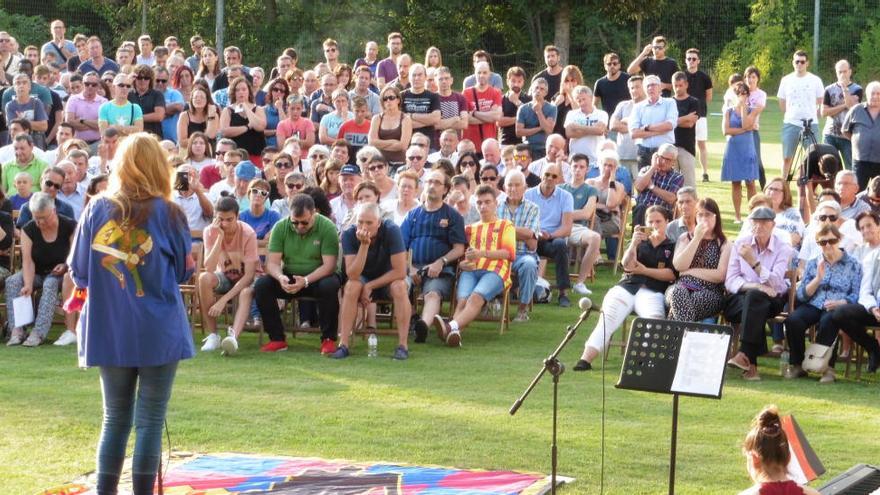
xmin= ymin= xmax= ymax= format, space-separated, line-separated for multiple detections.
xmin=68 ymin=132 xmax=194 ymax=495
xmin=319 ymin=158 xmax=342 ymax=200
xmin=424 ymin=46 xmax=442 ymax=68
xmin=553 ymin=65 xmax=584 ymax=137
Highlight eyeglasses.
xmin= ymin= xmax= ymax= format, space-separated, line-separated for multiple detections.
xmin=84 ymin=82 xmax=99 ymax=87
xmin=44 ymin=180 xmax=62 ymax=190
xmin=275 ymin=161 xmax=293 ymax=169
xmin=116 ymin=84 xmax=132 ymax=89
xmin=818 ymin=214 xmax=839 ymax=222
xmin=407 ymin=156 xmax=424 ymax=161
xmin=480 ymin=175 xmax=498 ymax=182
xmin=135 ymin=75 xmax=151 ymax=81
xmin=817 ymin=238 xmax=840 ymax=247
xmin=155 ymin=79 xmax=168 ymax=84
xmin=794 ymin=60 xmax=807 ymax=65
xmin=459 ymin=161 xmax=477 ymax=167
xmin=249 ymin=188 xmax=269 ymax=197
xmin=286 ymin=182 xmax=304 ymax=189
xmin=382 ymin=95 xmax=398 ymax=101
xmin=367 ymin=164 xmax=385 ymax=172
xmin=543 ymin=173 xmax=558 ymax=179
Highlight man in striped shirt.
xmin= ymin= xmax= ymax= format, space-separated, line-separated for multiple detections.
xmin=434 ymin=185 xmax=516 ymax=347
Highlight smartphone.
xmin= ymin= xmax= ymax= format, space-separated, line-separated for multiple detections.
xmin=174 ymin=170 xmax=190 ymax=191
xmin=609 ymin=180 xmax=616 ymax=189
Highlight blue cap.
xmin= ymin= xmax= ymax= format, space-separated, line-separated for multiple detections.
xmin=234 ymin=160 xmax=257 ymax=180
xmin=340 ymin=164 xmax=362 ymax=176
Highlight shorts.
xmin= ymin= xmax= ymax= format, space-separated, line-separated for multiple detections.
xmin=781 ymin=122 xmax=819 ymax=159
xmin=419 ymin=275 xmax=453 ymax=299
xmin=568 ymin=224 xmax=599 ymax=246
xmin=358 ymin=275 xmax=410 ymax=300
xmin=695 ymin=117 xmax=708 ymax=141
xmin=213 ymin=271 xmax=235 ymax=294
xmin=456 ymin=269 xmax=505 ymax=302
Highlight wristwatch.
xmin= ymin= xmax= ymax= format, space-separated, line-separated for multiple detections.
xmin=648 ymin=183 xmax=655 ymax=191
xmin=441 ymin=257 xmax=448 ymax=265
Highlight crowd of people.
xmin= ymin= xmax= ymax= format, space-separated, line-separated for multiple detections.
xmin=0 ymin=23 xmax=878 ymax=381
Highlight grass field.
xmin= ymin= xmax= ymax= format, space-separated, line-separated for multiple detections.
xmin=1 ymin=97 xmax=878 ymax=495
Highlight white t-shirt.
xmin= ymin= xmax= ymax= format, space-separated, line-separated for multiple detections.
xmin=777 ymin=72 xmax=824 ymax=126
xmin=208 ymin=180 xmax=235 ymax=203
xmin=564 ymin=107 xmax=608 ymax=166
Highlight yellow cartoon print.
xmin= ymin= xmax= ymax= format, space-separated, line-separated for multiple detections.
xmin=92 ymin=219 xmax=154 ymax=297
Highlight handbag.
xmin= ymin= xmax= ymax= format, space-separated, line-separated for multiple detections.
xmin=802 ymin=338 xmax=836 ymax=374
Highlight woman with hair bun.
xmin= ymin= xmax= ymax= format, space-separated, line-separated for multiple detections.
xmin=739 ymin=406 xmax=820 ymax=495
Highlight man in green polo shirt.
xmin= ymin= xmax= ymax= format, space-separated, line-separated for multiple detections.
xmin=254 ymin=193 xmax=340 ymax=353
xmin=2 ymin=134 xmax=47 ymax=195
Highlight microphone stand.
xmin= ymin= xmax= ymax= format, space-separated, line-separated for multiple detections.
xmin=509 ymin=303 xmax=593 ymax=494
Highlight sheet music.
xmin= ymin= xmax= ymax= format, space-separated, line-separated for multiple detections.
xmin=13 ymin=295 xmax=34 ymax=328
xmin=670 ymin=331 xmax=729 ymax=397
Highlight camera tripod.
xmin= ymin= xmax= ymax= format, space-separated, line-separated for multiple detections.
xmin=785 ymin=119 xmax=820 ymax=222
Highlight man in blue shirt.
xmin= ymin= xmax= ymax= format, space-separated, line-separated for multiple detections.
xmin=333 ymin=203 xmax=412 ymax=360
xmin=630 ymin=74 xmax=677 ymax=172
xmin=77 ymin=37 xmax=119 ymax=76
xmin=401 ymin=169 xmax=466 ymax=342
xmin=516 ymin=77 xmax=557 ymax=160
xmin=524 ymin=163 xmax=574 ymax=307
xmin=155 ymin=67 xmax=184 ymax=142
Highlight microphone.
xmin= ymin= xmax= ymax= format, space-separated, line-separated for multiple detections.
xmin=578 ymin=297 xmax=593 ymax=312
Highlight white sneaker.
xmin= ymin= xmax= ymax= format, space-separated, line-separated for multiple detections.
xmin=22 ymin=331 xmax=43 ymax=347
xmin=513 ymin=311 xmax=530 ymax=323
xmin=300 ymin=320 xmax=312 ymax=328
xmin=573 ymin=282 xmax=592 ymax=296
xmin=201 ymin=333 xmax=221 ymax=351
xmin=221 ymin=328 xmax=239 ymax=356
xmin=6 ymin=328 xmax=25 ymax=346
xmin=53 ymin=330 xmax=77 ymax=346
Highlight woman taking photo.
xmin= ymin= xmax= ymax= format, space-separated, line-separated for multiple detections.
xmin=219 ymin=76 xmax=267 ymax=165
xmin=573 ymin=205 xmax=676 ymax=371
xmin=177 ymin=83 xmax=219 ymax=149
xmin=783 ymin=224 xmax=861 ymax=384
xmin=722 ymin=81 xmax=759 ymax=223
xmin=668 ymin=198 xmax=732 ymax=322
xmin=369 ymin=85 xmax=412 ymax=167
xmin=68 ymin=133 xmax=194 ymax=495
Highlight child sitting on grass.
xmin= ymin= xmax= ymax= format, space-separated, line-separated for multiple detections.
xmin=9 ymin=172 xmax=34 ymax=211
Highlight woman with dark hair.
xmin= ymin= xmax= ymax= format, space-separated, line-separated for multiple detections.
xmin=262 ymin=77 xmax=289 ymax=148
xmin=177 ymin=84 xmax=219 ymax=149
xmin=668 ymin=198 xmax=732 ymax=322
xmin=739 ymin=406 xmax=820 ymax=495
xmin=196 ymin=46 xmax=221 ymax=90
xmin=302 ymin=185 xmax=332 ymax=218
xmin=219 ymin=76 xmax=267 ymax=165
xmin=369 ymin=85 xmax=412 ymax=166
xmin=455 ymin=151 xmax=480 ymax=189
xmin=85 ymin=174 xmax=109 ymax=207
xmin=183 ymin=131 xmax=214 ymax=172
xmin=334 ymin=64 xmax=353 ymax=91
xmin=722 ymin=81 xmax=759 ymax=223
xmin=67 ymin=133 xmax=194 ymax=494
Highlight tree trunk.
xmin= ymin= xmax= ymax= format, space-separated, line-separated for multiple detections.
xmin=635 ymin=15 xmax=642 ymax=56
xmin=264 ymin=0 xmax=278 ymax=24
xmin=554 ymin=0 xmax=571 ymax=65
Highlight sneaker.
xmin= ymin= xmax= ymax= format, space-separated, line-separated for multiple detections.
xmin=330 ymin=345 xmax=350 ymax=359
xmin=433 ymin=314 xmax=449 ymax=341
xmin=6 ymin=328 xmax=25 ymax=346
xmin=820 ymin=369 xmax=836 ymax=384
xmin=558 ymin=294 xmax=571 ymax=308
xmin=260 ymin=340 xmax=288 ymax=352
xmin=513 ymin=310 xmax=530 ymax=323
xmin=245 ymin=317 xmax=263 ymax=330
xmin=446 ymin=329 xmax=461 ymax=347
xmin=220 ymin=328 xmax=238 ymax=356
xmin=22 ymin=331 xmax=43 ymax=347
xmin=300 ymin=320 xmax=312 ymax=328
xmin=702 ymin=173 xmax=710 ymax=183
xmin=783 ymin=364 xmax=807 ymax=379
xmin=201 ymin=333 xmax=221 ymax=352
xmin=392 ymin=345 xmax=409 ymax=360
xmin=413 ymin=319 xmax=428 ymax=343
xmin=320 ymin=338 xmax=336 ymax=355
xmin=53 ymin=330 xmax=77 ymax=346
xmin=573 ymin=359 xmax=592 ymax=371
xmin=573 ymin=282 xmax=592 ymax=296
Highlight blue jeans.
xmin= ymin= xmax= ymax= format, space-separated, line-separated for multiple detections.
xmin=513 ymin=253 xmax=538 ymax=305
xmin=97 ymin=362 xmax=179 ymax=495
xmin=824 ymin=134 xmax=852 ymax=170
xmin=456 ymin=269 xmax=504 ymax=302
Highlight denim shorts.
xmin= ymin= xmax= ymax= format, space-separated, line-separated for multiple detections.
xmin=456 ymin=269 xmax=504 ymax=301
xmin=213 ymin=271 xmax=234 ymax=294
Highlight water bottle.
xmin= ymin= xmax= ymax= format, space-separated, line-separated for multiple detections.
xmin=779 ymin=350 xmax=790 ymax=374
xmin=367 ymin=333 xmax=378 ymax=358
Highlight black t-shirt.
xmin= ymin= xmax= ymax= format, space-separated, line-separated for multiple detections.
xmin=594 ymin=73 xmax=631 ymax=114
xmin=554 ymin=101 xmax=573 ymax=138
xmin=341 ymin=220 xmax=405 ymax=281
xmin=618 ymin=237 xmax=677 ymax=295
xmin=501 ymin=91 xmax=531 ymax=145
xmin=674 ymin=95 xmax=700 ymax=155
xmin=640 ymin=58 xmax=680 ymax=97
xmin=525 ymin=171 xmax=541 ymax=188
xmin=0 ymin=210 xmax=12 ymax=268
xmin=23 ymin=215 xmax=76 ymax=276
xmin=685 ymin=70 xmax=713 ymax=117
xmin=47 ymin=90 xmax=64 ymax=146
xmin=533 ymin=68 xmax=562 ymax=99
xmin=401 ymin=89 xmax=441 ymax=150
xmin=128 ymin=89 xmax=166 ymax=138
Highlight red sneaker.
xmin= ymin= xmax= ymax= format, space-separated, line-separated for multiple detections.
xmin=260 ymin=340 xmax=288 ymax=353
xmin=320 ymin=338 xmax=337 ymax=355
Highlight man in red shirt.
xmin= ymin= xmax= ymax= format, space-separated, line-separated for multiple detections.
xmin=464 ymin=61 xmax=502 ymax=154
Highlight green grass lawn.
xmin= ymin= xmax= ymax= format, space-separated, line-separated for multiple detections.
xmin=2 ymin=97 xmax=878 ymax=494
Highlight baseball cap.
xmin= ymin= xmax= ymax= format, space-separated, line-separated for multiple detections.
xmin=340 ymin=164 xmax=362 ymax=176
xmin=234 ymin=160 xmax=257 ymax=181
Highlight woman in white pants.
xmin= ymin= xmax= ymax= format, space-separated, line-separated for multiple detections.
xmin=574 ymin=205 xmax=677 ymax=370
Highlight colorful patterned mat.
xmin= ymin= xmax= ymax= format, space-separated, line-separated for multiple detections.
xmin=40 ymin=452 xmax=573 ymax=494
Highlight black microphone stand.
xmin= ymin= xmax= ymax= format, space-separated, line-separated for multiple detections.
xmin=509 ymin=304 xmax=592 ymax=494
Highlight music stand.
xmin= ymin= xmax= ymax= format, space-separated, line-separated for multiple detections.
xmin=616 ymin=318 xmax=733 ymax=495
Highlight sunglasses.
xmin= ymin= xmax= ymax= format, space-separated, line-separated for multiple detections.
xmin=135 ymin=75 xmax=151 ymax=81
xmin=368 ymin=164 xmax=385 ymax=172
xmin=271 ymin=87 xmax=286 ymax=92
xmin=459 ymin=161 xmax=477 ymax=167
xmin=407 ymin=156 xmax=424 ymax=161
xmin=44 ymin=180 xmax=62 ymax=190
xmin=249 ymin=188 xmax=269 ymax=197
xmin=382 ymin=95 xmax=398 ymax=101
xmin=116 ymin=84 xmax=132 ymax=89
xmin=818 ymin=214 xmax=838 ymax=222
xmin=480 ymin=175 xmax=498 ymax=182
xmin=155 ymin=79 xmax=168 ymax=84
xmin=286 ymin=182 xmax=304 ymax=189
xmin=817 ymin=238 xmax=840 ymax=247
xmin=275 ymin=161 xmax=293 ymax=169
xmin=514 ymin=156 xmax=529 ymax=162
xmin=84 ymin=82 xmax=99 ymax=87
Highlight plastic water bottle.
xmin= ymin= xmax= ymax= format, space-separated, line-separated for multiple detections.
xmin=367 ymin=333 xmax=378 ymax=358
xmin=779 ymin=350 xmax=790 ymax=374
